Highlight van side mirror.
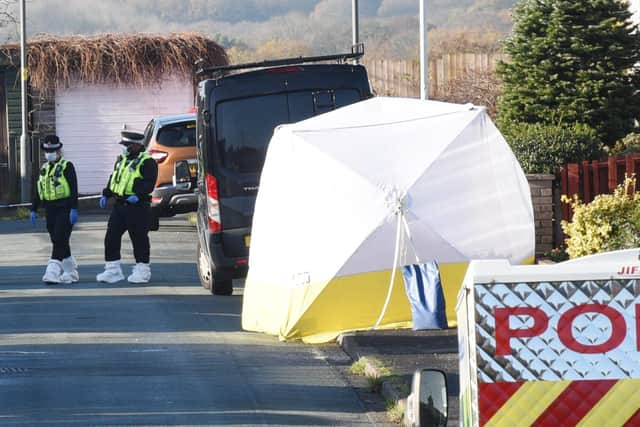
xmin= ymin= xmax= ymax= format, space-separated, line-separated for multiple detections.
xmin=404 ymin=369 xmax=448 ymax=427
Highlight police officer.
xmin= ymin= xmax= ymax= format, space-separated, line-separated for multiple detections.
xmin=96 ymin=130 xmax=158 ymax=283
xmin=30 ymin=135 xmax=79 ymax=284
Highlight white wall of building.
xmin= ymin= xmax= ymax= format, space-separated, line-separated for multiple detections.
xmin=55 ymin=77 xmax=193 ymax=194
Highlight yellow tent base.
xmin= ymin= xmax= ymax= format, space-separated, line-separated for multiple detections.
xmin=242 ymin=261 xmax=485 ymax=343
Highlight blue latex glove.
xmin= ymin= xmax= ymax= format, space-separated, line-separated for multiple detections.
xmin=29 ymin=211 xmax=36 ymax=226
xmin=126 ymin=195 xmax=139 ymax=204
xmin=99 ymin=196 xmax=107 ymax=209
xmin=69 ymin=208 xmax=78 ymax=225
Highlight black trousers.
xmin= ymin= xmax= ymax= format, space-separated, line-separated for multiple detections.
xmin=105 ymin=202 xmax=151 ymax=263
xmin=45 ymin=206 xmax=72 ymax=261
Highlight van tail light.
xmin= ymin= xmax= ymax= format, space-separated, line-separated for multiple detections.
xmin=205 ymin=173 xmax=221 ymax=233
xmin=149 ymin=149 xmax=168 ymax=163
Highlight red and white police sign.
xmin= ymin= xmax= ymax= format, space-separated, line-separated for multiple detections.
xmin=473 ymin=278 xmax=639 ymax=382
xmin=494 ymin=304 xmax=637 ymax=356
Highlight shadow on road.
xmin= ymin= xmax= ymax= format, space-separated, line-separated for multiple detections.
xmin=0 ymin=263 xmax=199 ymax=286
xmin=0 ymin=262 xmax=243 ymax=334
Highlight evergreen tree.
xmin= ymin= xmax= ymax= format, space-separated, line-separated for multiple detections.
xmin=497 ymin=0 xmax=640 ymax=145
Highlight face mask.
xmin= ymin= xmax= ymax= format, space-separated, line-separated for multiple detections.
xmin=44 ymin=152 xmax=58 ymax=162
xmin=121 ymin=145 xmax=129 ymax=155
xmin=127 ymin=144 xmax=142 ymax=155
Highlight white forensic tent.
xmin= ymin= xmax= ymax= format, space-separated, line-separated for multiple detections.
xmin=241 ymin=97 xmax=535 ymax=343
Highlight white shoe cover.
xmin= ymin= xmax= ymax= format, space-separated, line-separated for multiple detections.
xmin=127 ymin=263 xmax=151 ymax=283
xmin=42 ymin=259 xmax=63 ymax=284
xmin=96 ymin=260 xmax=125 ymax=283
xmin=61 ymin=256 xmax=79 ymax=283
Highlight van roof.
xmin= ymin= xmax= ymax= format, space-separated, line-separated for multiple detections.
xmin=217 ymin=63 xmax=365 ymax=82
xmin=196 ymin=48 xmax=364 ymax=79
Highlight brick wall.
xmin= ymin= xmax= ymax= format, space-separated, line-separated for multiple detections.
xmin=527 ymin=174 xmax=555 ymax=257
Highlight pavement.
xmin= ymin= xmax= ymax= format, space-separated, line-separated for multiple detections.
xmin=337 ymin=328 xmax=459 ymax=427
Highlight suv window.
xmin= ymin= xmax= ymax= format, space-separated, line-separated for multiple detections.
xmin=215 ymin=89 xmax=360 ymax=174
xmin=157 ymin=122 xmax=196 ymax=147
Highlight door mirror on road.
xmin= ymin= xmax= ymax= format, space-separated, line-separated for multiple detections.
xmin=404 ymin=369 xmax=448 ymax=427
xmin=173 ymin=160 xmax=192 ymax=190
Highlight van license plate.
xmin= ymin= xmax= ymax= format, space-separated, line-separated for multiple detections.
xmin=244 ymin=235 xmax=251 ymax=247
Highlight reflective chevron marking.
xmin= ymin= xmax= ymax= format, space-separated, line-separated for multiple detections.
xmin=479 ymin=380 xmax=640 ymax=427
xmin=578 ymin=379 xmax=640 ymax=427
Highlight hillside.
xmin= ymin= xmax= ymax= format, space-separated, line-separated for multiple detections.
xmin=0 ymin=0 xmax=521 ymax=60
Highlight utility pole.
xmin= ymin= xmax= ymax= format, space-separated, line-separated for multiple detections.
xmin=352 ymin=0 xmax=359 ymax=64
xmin=19 ymin=0 xmax=29 ymax=202
xmin=419 ymin=0 xmax=428 ymax=100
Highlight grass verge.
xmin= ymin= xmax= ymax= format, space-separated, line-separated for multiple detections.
xmin=0 ymin=207 xmax=31 ymax=220
xmin=186 ymin=212 xmax=197 ymax=226
xmin=350 ymin=357 xmax=393 ymax=392
xmin=349 ymin=358 xmax=368 ymax=376
xmin=385 ymin=399 xmax=404 ymax=423
xmin=350 ymin=356 xmax=409 ymax=423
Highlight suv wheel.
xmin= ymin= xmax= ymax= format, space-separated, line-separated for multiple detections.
xmin=197 ymin=240 xmax=233 ymax=296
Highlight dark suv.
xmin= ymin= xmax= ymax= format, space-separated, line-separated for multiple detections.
xmin=195 ymin=48 xmax=372 ymax=295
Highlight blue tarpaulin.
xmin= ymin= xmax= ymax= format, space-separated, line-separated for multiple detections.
xmin=402 ymin=261 xmax=448 ymax=330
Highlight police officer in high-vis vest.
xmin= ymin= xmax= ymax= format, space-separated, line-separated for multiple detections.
xmin=30 ymin=135 xmax=79 ymax=284
xmin=96 ymin=130 xmax=158 ymax=284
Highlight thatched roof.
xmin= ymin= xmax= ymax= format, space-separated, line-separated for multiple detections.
xmin=1 ymin=32 xmax=228 ymax=89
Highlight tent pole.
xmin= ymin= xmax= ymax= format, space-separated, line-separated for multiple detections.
xmin=402 ymin=214 xmax=420 ymax=263
xmin=371 ymin=210 xmax=404 ymax=329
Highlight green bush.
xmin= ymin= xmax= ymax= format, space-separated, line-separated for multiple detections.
xmin=605 ymin=132 xmax=640 ymax=156
xmin=501 ymin=122 xmax=602 ymax=174
xmin=544 ymin=246 xmax=569 ymax=263
xmin=561 ymin=177 xmax=640 ymax=259
xmin=497 ymin=0 xmax=640 ymax=146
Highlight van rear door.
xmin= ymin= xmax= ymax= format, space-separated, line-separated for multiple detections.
xmin=207 ymin=68 xmax=371 ymax=258
xmin=214 ymin=93 xmax=288 ymax=253
xmin=214 ymin=89 xmax=363 ymax=240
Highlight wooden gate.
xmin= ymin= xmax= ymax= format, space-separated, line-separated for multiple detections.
xmin=559 ymin=154 xmax=640 ymax=221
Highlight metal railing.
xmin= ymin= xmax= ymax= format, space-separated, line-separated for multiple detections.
xmin=195 ymin=44 xmax=365 ymax=78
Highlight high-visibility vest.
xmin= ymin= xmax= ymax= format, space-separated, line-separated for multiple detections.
xmin=108 ymin=152 xmax=152 ymax=197
xmin=37 ymin=158 xmax=71 ymax=201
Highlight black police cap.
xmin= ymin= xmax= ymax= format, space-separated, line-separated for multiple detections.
xmin=119 ymin=130 xmax=145 ymax=145
xmin=41 ymin=135 xmax=62 ymax=152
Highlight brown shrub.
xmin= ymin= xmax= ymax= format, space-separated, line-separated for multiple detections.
xmin=432 ymin=69 xmax=501 ymax=119
xmin=1 ymin=32 xmax=228 ymax=90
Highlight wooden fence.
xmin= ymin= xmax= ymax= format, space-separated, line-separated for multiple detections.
xmin=559 ymin=154 xmax=640 ymax=221
xmin=362 ymin=53 xmax=506 ymax=98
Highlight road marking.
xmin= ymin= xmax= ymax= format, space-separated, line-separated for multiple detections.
xmin=0 ymin=331 xmax=280 ymax=345
xmin=0 ymin=286 xmax=209 ymax=298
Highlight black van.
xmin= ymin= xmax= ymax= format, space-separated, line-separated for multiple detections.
xmin=194 ymin=48 xmax=373 ymax=295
